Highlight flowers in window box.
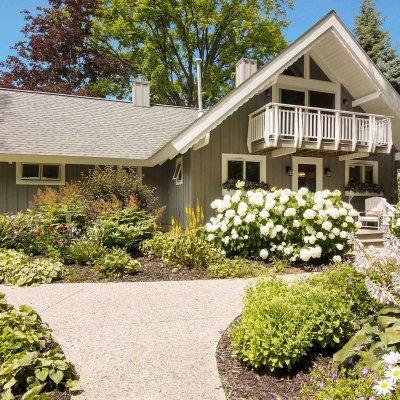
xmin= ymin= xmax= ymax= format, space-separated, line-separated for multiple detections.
xmin=345 ymin=181 xmax=383 ymax=194
xmin=222 ymin=179 xmax=269 ymax=191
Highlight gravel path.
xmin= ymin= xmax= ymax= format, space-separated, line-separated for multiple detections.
xmin=0 ymin=276 xmax=307 ymax=400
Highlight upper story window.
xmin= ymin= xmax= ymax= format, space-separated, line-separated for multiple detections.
xmin=309 ymin=57 xmax=331 ymax=82
xmin=17 ymin=163 xmax=65 ymax=185
xmin=282 ymin=55 xmax=304 ymax=78
xmin=172 ymin=157 xmax=183 ymax=185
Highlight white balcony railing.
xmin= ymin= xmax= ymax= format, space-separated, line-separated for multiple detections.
xmin=247 ymin=103 xmax=393 ymax=153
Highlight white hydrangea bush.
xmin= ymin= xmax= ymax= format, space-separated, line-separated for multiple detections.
xmin=206 ymin=182 xmax=361 ymax=262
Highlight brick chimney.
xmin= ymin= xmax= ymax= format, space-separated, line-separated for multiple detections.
xmin=235 ymin=58 xmax=257 ymax=87
xmin=132 ymin=75 xmax=150 ymax=107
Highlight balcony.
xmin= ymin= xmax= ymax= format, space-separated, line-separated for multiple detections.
xmin=247 ymin=103 xmax=393 ymax=154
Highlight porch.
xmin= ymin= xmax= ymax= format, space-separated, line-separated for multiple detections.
xmin=247 ymin=102 xmax=393 ymax=155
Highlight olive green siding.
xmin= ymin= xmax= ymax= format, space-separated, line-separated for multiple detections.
xmin=143 ymin=151 xmax=192 ymax=226
xmin=0 ymin=163 xmax=92 ymax=213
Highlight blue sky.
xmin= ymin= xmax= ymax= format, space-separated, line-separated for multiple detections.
xmin=0 ymin=0 xmax=399 ymax=63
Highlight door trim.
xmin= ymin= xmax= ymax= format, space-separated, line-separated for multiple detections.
xmin=292 ymin=156 xmax=323 ymax=192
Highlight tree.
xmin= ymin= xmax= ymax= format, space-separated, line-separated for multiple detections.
xmin=0 ymin=0 xmax=129 ymax=96
xmin=91 ymin=0 xmax=292 ymax=107
xmin=354 ymin=0 xmax=400 ymax=93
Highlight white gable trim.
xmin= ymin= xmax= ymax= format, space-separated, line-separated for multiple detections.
xmin=148 ymin=12 xmax=400 ymax=167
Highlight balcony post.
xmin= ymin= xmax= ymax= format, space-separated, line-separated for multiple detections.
xmin=273 ymin=104 xmax=279 ymax=146
xmin=334 ymin=111 xmax=340 ymax=150
xmin=298 ymin=108 xmax=304 ymax=147
xmin=368 ymin=115 xmax=376 ymax=152
xmin=293 ymin=107 xmax=299 ymax=147
xmin=247 ymin=115 xmax=252 ymax=152
xmin=317 ymin=109 xmax=322 ymax=149
xmin=386 ymin=118 xmax=393 ymax=153
xmin=351 ymin=114 xmax=357 ymax=151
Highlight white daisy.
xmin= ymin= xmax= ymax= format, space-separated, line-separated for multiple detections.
xmin=383 ymin=351 xmax=400 ymax=366
xmin=374 ymin=379 xmax=394 ymax=396
xmin=385 ymin=366 xmax=400 ymax=382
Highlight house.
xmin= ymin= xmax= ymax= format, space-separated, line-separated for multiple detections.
xmin=1 ymin=11 xmax=400 ymax=225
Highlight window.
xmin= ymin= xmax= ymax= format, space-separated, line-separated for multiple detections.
xmin=21 ymin=164 xmax=40 ymax=179
xmin=309 ymin=91 xmax=335 ymax=109
xmin=309 ymin=57 xmax=331 ymax=82
xmin=172 ymin=157 xmax=183 ymax=185
xmin=17 ymin=163 xmax=65 ymax=185
xmin=280 ymin=89 xmax=305 ymax=106
xmin=345 ymin=160 xmax=378 ymax=185
xmin=222 ymin=154 xmax=266 ymax=185
xmin=282 ymin=55 xmax=304 ymax=78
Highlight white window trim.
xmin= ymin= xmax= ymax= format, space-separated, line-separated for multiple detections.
xmin=292 ymin=156 xmax=323 ymax=192
xmin=172 ymin=157 xmax=183 ymax=185
xmin=16 ymin=163 xmax=65 ymax=186
xmin=222 ymin=153 xmax=266 ymax=184
xmin=344 ymin=160 xmax=378 ymax=185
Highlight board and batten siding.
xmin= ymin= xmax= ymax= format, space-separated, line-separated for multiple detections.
xmin=143 ymin=150 xmax=192 ymax=226
xmin=0 ymin=162 xmax=92 ymax=213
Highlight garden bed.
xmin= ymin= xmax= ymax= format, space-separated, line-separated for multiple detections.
xmin=216 ymin=327 xmax=332 ymax=400
xmin=63 ymin=257 xmax=326 ymax=283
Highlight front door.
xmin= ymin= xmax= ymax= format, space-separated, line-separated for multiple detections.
xmin=292 ymin=156 xmax=323 ymax=192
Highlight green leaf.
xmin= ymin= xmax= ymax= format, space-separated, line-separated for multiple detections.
xmin=379 ymin=327 xmax=400 ymax=346
xmin=21 ymin=383 xmax=45 ymax=400
xmin=35 ymin=367 xmax=49 ymax=381
xmin=66 ymin=379 xmax=81 ymax=392
xmin=49 ymin=369 xmax=64 ymax=385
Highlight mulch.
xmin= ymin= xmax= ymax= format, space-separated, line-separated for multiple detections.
xmin=62 ymin=257 xmax=326 ymax=284
xmin=216 ymin=328 xmax=333 ymax=400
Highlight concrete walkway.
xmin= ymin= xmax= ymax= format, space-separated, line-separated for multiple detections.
xmin=0 ymin=279 xmax=254 ymax=400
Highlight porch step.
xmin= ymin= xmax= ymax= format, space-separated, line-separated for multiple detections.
xmin=355 ymin=229 xmax=384 ymax=247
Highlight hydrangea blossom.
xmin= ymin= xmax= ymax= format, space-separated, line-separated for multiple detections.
xmin=208 ymin=182 xmax=359 ymax=261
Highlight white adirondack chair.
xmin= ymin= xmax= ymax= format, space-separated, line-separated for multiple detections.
xmin=358 ymin=197 xmax=396 ymax=229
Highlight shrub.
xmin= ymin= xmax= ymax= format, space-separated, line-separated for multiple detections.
xmin=0 ymin=214 xmax=15 ymax=248
xmin=78 ymin=166 xmax=158 ymax=212
xmin=95 ymin=249 xmax=141 ymax=279
xmin=208 ymin=258 xmax=267 ymax=278
xmin=0 ymin=249 xmax=68 ymax=286
xmin=67 ymin=239 xmax=107 ymax=265
xmin=230 ymin=265 xmax=370 ymax=371
xmin=6 ymin=210 xmax=77 ymax=259
xmin=142 ymin=230 xmax=222 ymax=270
xmin=31 ymin=184 xmax=87 ymax=228
xmin=206 ymin=183 xmax=360 ymax=262
xmin=0 ymin=294 xmax=79 ymax=399
xmin=88 ymin=207 xmax=156 ymax=254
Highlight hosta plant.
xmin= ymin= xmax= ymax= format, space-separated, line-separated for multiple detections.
xmin=0 ymin=249 xmax=68 ymax=286
xmin=333 ymin=307 xmax=400 ymax=372
xmin=207 ymin=182 xmax=361 ymax=262
xmin=348 ymin=231 xmax=400 ymax=306
xmin=0 ymin=294 xmax=80 ymax=399
xmin=95 ymin=248 xmax=141 ymax=279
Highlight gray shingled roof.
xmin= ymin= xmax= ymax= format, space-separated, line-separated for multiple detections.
xmin=0 ymin=88 xmax=198 ymax=160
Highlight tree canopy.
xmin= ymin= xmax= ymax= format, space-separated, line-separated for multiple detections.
xmin=91 ymin=0 xmax=292 ymax=106
xmin=354 ymin=0 xmax=400 ymax=93
xmin=0 ymin=0 xmax=129 ymax=96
